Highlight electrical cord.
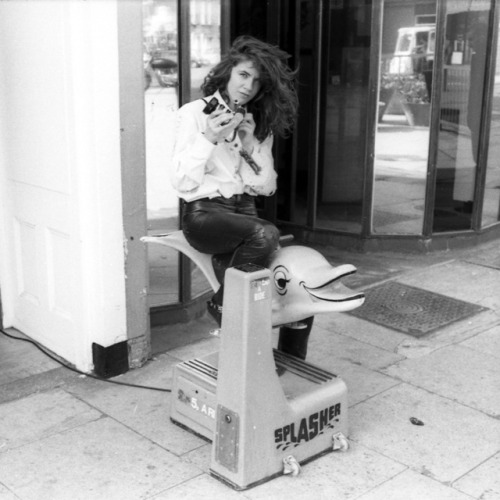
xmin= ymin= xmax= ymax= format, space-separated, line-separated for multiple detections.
xmin=0 ymin=327 xmax=171 ymax=393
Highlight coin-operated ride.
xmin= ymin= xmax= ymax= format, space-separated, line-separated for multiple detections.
xmin=141 ymin=232 xmax=365 ymax=490
xmin=142 ymin=231 xmax=365 ymax=329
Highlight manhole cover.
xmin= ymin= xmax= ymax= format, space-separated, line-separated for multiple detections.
xmin=349 ymin=281 xmax=485 ymax=337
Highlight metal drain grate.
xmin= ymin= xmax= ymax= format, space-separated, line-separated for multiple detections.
xmin=349 ymin=281 xmax=485 ymax=337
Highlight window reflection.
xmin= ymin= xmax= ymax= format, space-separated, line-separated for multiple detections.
xmin=433 ymin=1 xmax=491 ymax=231
xmin=190 ymin=0 xmax=221 ymax=102
xmin=143 ymin=0 xmax=180 ymax=307
xmin=482 ymin=16 xmax=500 ymax=227
xmin=143 ymin=0 xmax=221 ymax=307
xmin=372 ymin=1 xmax=435 ymax=235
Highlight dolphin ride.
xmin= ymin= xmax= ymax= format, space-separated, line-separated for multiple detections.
xmin=141 ymin=231 xmax=365 ymax=328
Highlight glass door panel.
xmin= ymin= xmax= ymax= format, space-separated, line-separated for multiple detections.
xmin=189 ymin=0 xmax=221 ymax=298
xmin=482 ymin=13 xmax=500 ymax=227
xmin=143 ymin=0 xmax=222 ymax=307
xmin=285 ymin=0 xmax=314 ymax=226
xmin=189 ymin=0 xmax=221 ymax=102
xmin=317 ymin=0 xmax=372 ymax=233
xmin=143 ymin=0 xmax=180 ymax=307
xmin=372 ymin=0 xmax=436 ymax=235
xmin=433 ymin=1 xmax=492 ymax=232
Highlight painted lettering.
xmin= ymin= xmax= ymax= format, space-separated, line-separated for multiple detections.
xmin=319 ymin=408 xmax=328 ymax=428
xmin=275 ymin=428 xmax=283 ymax=443
xmin=283 ymin=424 xmax=291 ymax=442
xmin=179 ymin=395 xmax=215 ymax=419
xmin=274 ymin=403 xmax=342 ymax=448
xmin=297 ymin=418 xmax=309 ymax=442
xmin=308 ymin=412 xmax=319 ymax=440
xmin=334 ymin=403 xmax=341 ymax=417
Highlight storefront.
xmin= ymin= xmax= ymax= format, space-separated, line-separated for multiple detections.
xmin=0 ymin=0 xmax=497 ymax=370
xmin=143 ymin=0 xmax=500 ymax=324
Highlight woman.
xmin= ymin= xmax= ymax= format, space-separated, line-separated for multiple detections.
xmin=172 ymin=36 xmax=305 ymax=354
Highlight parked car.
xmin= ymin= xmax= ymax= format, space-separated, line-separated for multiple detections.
xmin=144 ymin=53 xmax=178 ymax=89
xmin=150 ymin=57 xmax=178 ymax=87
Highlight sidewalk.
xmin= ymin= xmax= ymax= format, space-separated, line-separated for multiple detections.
xmin=0 ymin=240 xmax=499 ymax=500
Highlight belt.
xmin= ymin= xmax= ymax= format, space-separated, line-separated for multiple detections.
xmin=188 ymin=194 xmax=251 ymax=203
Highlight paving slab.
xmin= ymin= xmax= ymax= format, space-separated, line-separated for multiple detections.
xmin=356 ymin=469 xmax=473 ymax=500
xmin=390 ymin=309 xmax=499 ymax=358
xmin=308 ymin=325 xmax=405 ymax=371
xmin=383 ymin=343 xmax=500 ymax=418
xmin=428 ymin=309 xmax=500 ymax=347
xmin=305 ymin=326 xmax=402 ymax=406
xmin=321 ymin=303 xmax=498 ymax=357
xmin=314 ymin=313 xmax=410 ymax=354
xmin=349 ymin=383 xmax=500 ymax=484
xmin=181 ymin=442 xmax=212 ymax=472
xmin=0 ymin=389 xmax=101 ymax=452
xmin=168 ymin=444 xmax=409 ymax=500
xmin=398 ymin=260 xmax=500 ymax=311
xmin=0 ymin=366 xmax=78 ymax=405
xmin=243 ymin=441 xmax=406 ymax=500
xmin=0 ymin=330 xmax=60 ymax=386
xmin=0 ymin=483 xmax=19 ymax=500
xmin=453 ymin=451 xmax=500 ymax=500
xmin=0 ymin=418 xmax=202 ymax=500
xmin=66 ymin=355 xmax=207 ymax=456
xmin=150 ymin=473 xmax=248 ymax=499
xmin=461 ymin=325 xmax=500 ymax=360
xmin=463 ymin=241 xmax=500 ymax=270
xmin=158 ymin=436 xmax=408 ymax=499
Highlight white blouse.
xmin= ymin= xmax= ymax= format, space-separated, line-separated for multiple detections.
xmin=171 ymin=91 xmax=277 ymax=202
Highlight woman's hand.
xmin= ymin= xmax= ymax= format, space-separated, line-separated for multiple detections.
xmin=204 ymin=108 xmax=245 ymax=144
xmin=237 ymin=113 xmax=256 ymax=152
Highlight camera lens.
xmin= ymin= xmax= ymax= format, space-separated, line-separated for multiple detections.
xmin=235 ymin=106 xmax=246 ymax=116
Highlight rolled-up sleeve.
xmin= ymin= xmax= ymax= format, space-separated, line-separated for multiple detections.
xmin=240 ymin=134 xmax=277 ymax=196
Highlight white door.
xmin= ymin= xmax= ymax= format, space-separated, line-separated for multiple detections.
xmin=0 ymin=1 xmax=129 ymax=370
xmin=0 ymin=2 xmax=82 ymax=365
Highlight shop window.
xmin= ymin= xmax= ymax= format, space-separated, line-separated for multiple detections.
xmin=482 ymin=14 xmax=500 ymax=227
xmin=433 ymin=1 xmax=493 ymax=232
xmin=143 ymin=0 xmax=180 ymax=308
xmin=143 ymin=0 xmax=221 ymax=309
xmin=372 ymin=1 xmax=436 ymax=235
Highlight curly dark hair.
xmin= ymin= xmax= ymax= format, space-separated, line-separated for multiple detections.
xmin=201 ymin=36 xmax=298 ymax=142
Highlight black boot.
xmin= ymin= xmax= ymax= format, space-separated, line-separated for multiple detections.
xmin=277 ymin=316 xmax=314 ymax=360
xmin=207 ymin=287 xmax=224 ymax=327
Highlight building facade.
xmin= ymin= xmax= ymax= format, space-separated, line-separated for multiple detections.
xmin=0 ymin=0 xmax=499 ymax=372
xmin=146 ymin=0 xmax=500 ymax=326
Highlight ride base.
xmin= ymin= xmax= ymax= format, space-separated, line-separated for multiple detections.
xmin=169 ymin=264 xmax=349 ymax=490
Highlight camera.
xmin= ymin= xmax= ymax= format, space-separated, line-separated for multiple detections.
xmin=202 ymin=97 xmax=245 ymax=126
xmin=202 ymin=97 xmax=219 ymax=115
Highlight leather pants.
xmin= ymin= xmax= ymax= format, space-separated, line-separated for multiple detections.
xmin=182 ymin=195 xmax=280 ymax=291
xmin=183 ymin=195 xmax=311 ymax=360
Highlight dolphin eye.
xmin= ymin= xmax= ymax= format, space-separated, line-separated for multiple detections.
xmin=277 ymin=278 xmax=287 ymax=289
xmin=274 ymin=269 xmax=290 ymax=296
